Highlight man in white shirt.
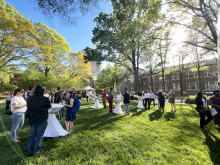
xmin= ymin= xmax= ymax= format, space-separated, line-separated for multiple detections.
xmin=88 ymin=89 xmax=94 ymax=108
xmin=149 ymin=91 xmax=155 ymax=109
xmin=144 ymin=90 xmax=150 ymax=109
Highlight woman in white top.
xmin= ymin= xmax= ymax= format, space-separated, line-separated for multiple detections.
xmin=10 ymin=88 xmax=27 ymax=142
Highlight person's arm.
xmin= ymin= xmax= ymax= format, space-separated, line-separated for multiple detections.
xmin=46 ymin=98 xmax=52 ymax=109
xmin=209 ymin=99 xmax=220 ymax=108
xmin=11 ymin=98 xmax=26 ymax=109
xmin=65 ymin=98 xmax=74 ymax=108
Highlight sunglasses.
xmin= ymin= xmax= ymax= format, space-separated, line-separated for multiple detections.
xmin=21 ymin=91 xmax=24 ymax=93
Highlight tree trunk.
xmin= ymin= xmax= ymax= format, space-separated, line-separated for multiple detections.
xmin=179 ymin=56 xmax=183 ymax=96
xmin=197 ymin=62 xmax=202 ymax=90
xmin=132 ymin=39 xmax=138 ymax=93
xmin=162 ymin=67 xmax=165 ymax=92
xmin=150 ymin=69 xmax=154 ymax=92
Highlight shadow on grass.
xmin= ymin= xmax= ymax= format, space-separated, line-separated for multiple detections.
xmin=149 ymin=110 xmax=163 ymax=121
xmin=131 ymin=108 xmax=147 ymax=117
xmin=163 ymin=112 xmax=175 ymax=121
xmin=202 ymin=130 xmax=220 ymax=164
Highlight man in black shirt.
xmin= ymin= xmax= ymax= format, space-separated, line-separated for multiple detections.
xmin=138 ymin=90 xmax=142 ymax=96
xmin=123 ymin=89 xmax=130 ymax=116
xmin=54 ymin=87 xmax=65 ymax=120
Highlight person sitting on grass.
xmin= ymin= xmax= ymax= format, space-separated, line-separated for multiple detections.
xmin=158 ymin=92 xmax=165 ymax=112
xmin=62 ymin=91 xmax=76 ymax=133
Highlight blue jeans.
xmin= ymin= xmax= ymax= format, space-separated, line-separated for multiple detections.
xmin=27 ymin=121 xmax=48 ymax=155
xmin=11 ymin=112 xmax=24 ymax=140
xmin=103 ymin=100 xmax=106 ymax=108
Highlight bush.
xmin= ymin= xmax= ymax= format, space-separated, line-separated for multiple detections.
xmin=0 ymin=84 xmax=17 ymax=92
xmin=184 ymin=96 xmax=211 ymax=104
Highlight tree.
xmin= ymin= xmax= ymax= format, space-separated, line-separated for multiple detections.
xmin=31 ymin=0 xmax=102 ymax=24
xmin=165 ymin=0 xmax=219 ymax=52
xmin=85 ymin=0 xmax=161 ymax=92
xmin=95 ymin=64 xmax=128 ymax=90
xmin=68 ymin=51 xmax=92 ymax=82
xmin=28 ymin=22 xmax=71 ymax=76
xmin=0 ymin=0 xmax=42 ymax=69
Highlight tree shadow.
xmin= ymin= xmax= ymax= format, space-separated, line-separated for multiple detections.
xmin=202 ymin=130 xmax=220 ymax=164
xmin=149 ymin=110 xmax=163 ymax=121
xmin=131 ymin=108 xmax=146 ymax=117
xmin=163 ymin=112 xmax=175 ymax=121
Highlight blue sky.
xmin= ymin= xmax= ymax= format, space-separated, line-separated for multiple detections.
xmin=5 ymin=0 xmax=113 ymax=69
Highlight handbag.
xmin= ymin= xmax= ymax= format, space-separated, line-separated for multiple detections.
xmin=4 ymin=109 xmax=12 ymax=115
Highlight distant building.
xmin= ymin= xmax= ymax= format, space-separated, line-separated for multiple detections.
xmin=82 ymin=47 xmax=102 ymax=88
xmin=9 ymin=73 xmax=22 ymax=87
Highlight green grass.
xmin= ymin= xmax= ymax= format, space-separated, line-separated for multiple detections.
xmin=0 ymin=99 xmax=220 ymax=165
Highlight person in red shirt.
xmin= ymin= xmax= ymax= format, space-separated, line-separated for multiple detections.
xmin=101 ymin=90 xmax=106 ymax=109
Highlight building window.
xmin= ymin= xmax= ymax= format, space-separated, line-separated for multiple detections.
xmin=149 ymin=85 xmax=156 ymax=91
xmin=14 ymin=75 xmax=18 ymax=78
xmin=187 ymin=82 xmax=197 ymax=90
xmin=159 ymin=75 xmax=167 ymax=81
xmin=205 ymin=81 xmax=218 ymax=90
xmin=204 ymin=67 xmax=218 ymax=77
xmin=173 ymin=83 xmax=180 ymax=91
xmin=186 ymin=71 xmax=197 ymax=79
xmin=13 ymin=81 xmax=18 ymax=86
xmin=171 ymin=72 xmax=180 ymax=80
xmin=143 ymin=78 xmax=145 ymax=82
xmin=159 ymin=84 xmax=168 ymax=91
xmin=148 ymin=76 xmax=155 ymax=82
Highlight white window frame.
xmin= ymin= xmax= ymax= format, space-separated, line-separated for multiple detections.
xmin=187 ymin=82 xmax=197 ymax=90
xmin=148 ymin=76 xmax=155 ymax=82
xmin=159 ymin=75 xmax=167 ymax=81
xmin=204 ymin=67 xmax=218 ymax=77
xmin=14 ymin=75 xmax=18 ymax=79
xmin=185 ymin=71 xmax=197 ymax=79
xmin=13 ymin=81 xmax=18 ymax=86
xmin=173 ymin=83 xmax=180 ymax=91
xmin=149 ymin=84 xmax=156 ymax=91
xmin=159 ymin=84 xmax=168 ymax=91
xmin=171 ymin=72 xmax=180 ymax=80
xmin=205 ymin=81 xmax=218 ymax=90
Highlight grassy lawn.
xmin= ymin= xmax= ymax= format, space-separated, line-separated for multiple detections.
xmin=0 ymin=99 xmax=220 ymax=164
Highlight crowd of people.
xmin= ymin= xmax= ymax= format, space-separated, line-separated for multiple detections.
xmin=5 ymin=85 xmax=79 ymax=157
xmin=4 ymin=85 xmax=220 ymax=157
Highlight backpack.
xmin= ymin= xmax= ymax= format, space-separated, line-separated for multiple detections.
xmin=71 ymin=97 xmax=81 ymax=112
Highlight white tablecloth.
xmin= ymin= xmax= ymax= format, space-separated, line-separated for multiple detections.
xmin=113 ymin=99 xmax=123 ymax=114
xmin=43 ymin=104 xmax=69 ymax=137
xmin=137 ymin=97 xmax=145 ymax=109
xmin=93 ymin=97 xmax=101 ymax=109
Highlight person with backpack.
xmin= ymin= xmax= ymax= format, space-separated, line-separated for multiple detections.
xmin=63 ymin=91 xmax=79 ymax=133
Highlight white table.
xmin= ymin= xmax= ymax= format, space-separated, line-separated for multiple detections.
xmin=137 ymin=96 xmax=145 ymax=109
xmin=92 ymin=96 xmax=101 ymax=109
xmin=43 ymin=104 xmax=69 ymax=137
xmin=113 ymin=99 xmax=123 ymax=114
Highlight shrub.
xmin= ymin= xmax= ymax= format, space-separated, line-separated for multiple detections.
xmin=0 ymin=84 xmax=17 ymax=92
xmin=184 ymin=96 xmax=211 ymax=104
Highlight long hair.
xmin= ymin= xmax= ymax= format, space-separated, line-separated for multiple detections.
xmin=196 ymin=91 xmax=203 ymax=100
xmin=34 ymin=85 xmax=46 ymax=96
xmin=67 ymin=91 xmax=73 ymax=98
xmin=14 ymin=88 xmax=23 ymax=95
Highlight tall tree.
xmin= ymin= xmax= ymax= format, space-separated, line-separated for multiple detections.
xmin=0 ymin=0 xmax=43 ymax=69
xmin=85 ymin=0 xmax=162 ymax=92
xmin=28 ymin=22 xmax=71 ymax=76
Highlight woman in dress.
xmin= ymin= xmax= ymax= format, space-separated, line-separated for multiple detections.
xmin=196 ymin=91 xmax=213 ymax=129
xmin=158 ymin=92 xmax=165 ymax=112
xmin=10 ymin=88 xmax=27 ymax=142
xmin=168 ymin=89 xmax=176 ymax=112
xmin=63 ymin=91 xmax=76 ymax=133
xmin=209 ymin=90 xmax=220 ymax=129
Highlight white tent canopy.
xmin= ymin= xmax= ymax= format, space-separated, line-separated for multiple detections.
xmin=82 ymin=85 xmax=96 ymax=91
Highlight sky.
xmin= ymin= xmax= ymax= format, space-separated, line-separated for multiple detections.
xmin=5 ymin=0 xmax=113 ymax=69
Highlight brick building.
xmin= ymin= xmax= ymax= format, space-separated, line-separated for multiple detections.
xmin=9 ymin=73 xmax=22 ymax=87
xmin=116 ymin=59 xmax=218 ymax=96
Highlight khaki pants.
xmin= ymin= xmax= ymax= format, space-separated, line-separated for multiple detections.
xmin=89 ymin=98 xmax=93 ymax=108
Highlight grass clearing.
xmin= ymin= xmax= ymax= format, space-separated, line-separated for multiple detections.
xmin=0 ymin=99 xmax=220 ymax=164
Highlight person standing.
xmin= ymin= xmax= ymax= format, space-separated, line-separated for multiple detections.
xmin=10 ymin=88 xmax=27 ymax=143
xmin=195 ymin=91 xmax=213 ymax=130
xmin=138 ymin=90 xmax=142 ymax=96
xmin=72 ymin=89 xmax=76 ymax=97
xmin=144 ymin=90 xmax=150 ymax=109
xmin=54 ymin=87 xmax=65 ymax=120
xmin=86 ymin=91 xmax=89 ymax=102
xmin=168 ymin=89 xmax=176 ymax=112
xmin=156 ymin=90 xmax=162 ymax=110
xmin=63 ymin=91 xmax=76 ymax=133
xmin=142 ymin=91 xmax=145 ymax=105
xmin=26 ymin=85 xmax=51 ymax=156
xmin=48 ymin=90 xmax=53 ymax=103
xmin=158 ymin=92 xmax=165 ymax=112
xmin=101 ymin=90 xmax=107 ymax=109
xmin=123 ymin=90 xmax=130 ymax=116
xmin=88 ymin=89 xmax=94 ymax=109
xmin=209 ymin=90 xmax=220 ymax=129
xmin=108 ymin=88 xmax=114 ymax=115
xmin=5 ymin=90 xmax=14 ymax=110
xmin=149 ymin=91 xmax=155 ymax=109
xmin=131 ymin=92 xmax=134 ymax=100
xmin=27 ymin=86 xmax=34 ymax=100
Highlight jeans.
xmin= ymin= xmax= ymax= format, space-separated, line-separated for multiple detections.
xmin=103 ymin=100 xmax=106 ymax=108
xmin=27 ymin=121 xmax=48 ymax=155
xmin=11 ymin=112 xmax=24 ymax=140
xmin=124 ymin=104 xmax=130 ymax=115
